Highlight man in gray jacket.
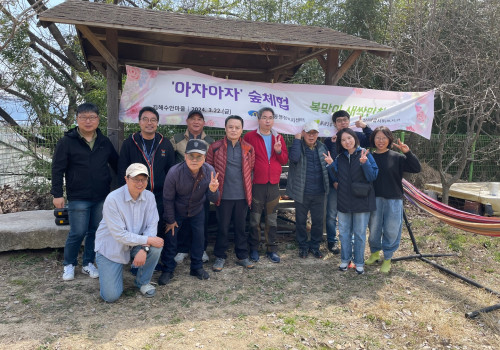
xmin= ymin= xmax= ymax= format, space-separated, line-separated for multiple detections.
xmin=286 ymin=121 xmax=330 ymax=259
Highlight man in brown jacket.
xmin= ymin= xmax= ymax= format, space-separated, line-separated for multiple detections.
xmin=206 ymin=115 xmax=255 ymax=271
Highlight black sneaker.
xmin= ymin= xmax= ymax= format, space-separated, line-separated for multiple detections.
xmin=158 ymin=271 xmax=173 ymax=285
xmin=190 ymin=268 xmax=210 ymax=280
xmin=309 ymin=249 xmax=324 ymax=259
xmin=328 ymin=241 xmax=340 ymax=254
xmin=299 ymin=249 xmax=308 ymax=258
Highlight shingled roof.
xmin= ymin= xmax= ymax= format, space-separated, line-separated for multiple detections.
xmin=39 ymin=0 xmax=393 ymax=82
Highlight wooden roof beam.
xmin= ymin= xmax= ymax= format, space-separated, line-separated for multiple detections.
xmin=267 ymin=48 xmax=328 ymax=73
xmin=331 ymin=50 xmax=362 ymax=85
xmin=77 ymin=25 xmax=118 ymax=72
xmin=92 ymin=33 xmax=295 ymax=56
xmin=87 ymin=56 xmax=267 ymax=75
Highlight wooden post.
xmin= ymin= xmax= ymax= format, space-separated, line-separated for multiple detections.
xmin=325 ymin=49 xmax=339 ymax=85
xmin=105 ymin=29 xmax=122 ymax=152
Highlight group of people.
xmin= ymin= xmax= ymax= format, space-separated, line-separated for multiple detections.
xmin=51 ymin=102 xmax=420 ymax=302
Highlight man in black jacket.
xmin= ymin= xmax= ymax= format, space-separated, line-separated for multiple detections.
xmin=51 ymin=102 xmax=118 ymax=281
xmin=117 ymin=106 xmax=175 ymax=238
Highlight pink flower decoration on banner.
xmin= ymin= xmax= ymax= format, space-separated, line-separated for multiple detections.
xmin=417 ymin=110 xmax=427 ymax=123
xmin=406 ymin=126 xmax=415 ymax=132
xmin=126 ymin=101 xmax=143 ymax=121
xmin=127 ymin=66 xmax=141 ymax=81
xmin=206 ymin=119 xmax=215 ymax=127
xmin=353 ymin=88 xmax=363 ymax=95
xmin=149 ymin=70 xmax=159 ymax=78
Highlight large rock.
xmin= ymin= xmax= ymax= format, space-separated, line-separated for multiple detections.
xmin=0 ymin=210 xmax=69 ymax=252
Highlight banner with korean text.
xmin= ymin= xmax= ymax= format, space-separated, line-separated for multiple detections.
xmin=119 ymin=66 xmax=435 ymax=139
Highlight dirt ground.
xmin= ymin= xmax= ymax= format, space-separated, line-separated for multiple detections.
xmin=1 ymin=207 xmax=499 ymax=350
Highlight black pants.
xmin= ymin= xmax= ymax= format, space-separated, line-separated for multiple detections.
xmin=295 ymin=194 xmax=325 ymax=250
xmin=176 ymin=199 xmax=210 ymax=253
xmin=214 ymin=199 xmax=249 ymax=260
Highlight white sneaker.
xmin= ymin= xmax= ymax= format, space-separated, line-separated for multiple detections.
xmin=202 ymin=251 xmax=209 ymax=263
xmin=82 ymin=263 xmax=99 ymax=278
xmin=174 ymin=252 xmax=188 ymax=263
xmin=63 ymin=265 xmax=75 ymax=281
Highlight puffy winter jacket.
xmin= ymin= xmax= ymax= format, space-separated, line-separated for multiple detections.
xmin=206 ymin=137 xmax=255 ymax=206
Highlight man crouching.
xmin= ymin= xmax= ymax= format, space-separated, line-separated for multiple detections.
xmin=95 ymin=163 xmax=164 ymax=302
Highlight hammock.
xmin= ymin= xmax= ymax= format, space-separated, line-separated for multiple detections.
xmin=402 ymin=179 xmax=500 ymax=237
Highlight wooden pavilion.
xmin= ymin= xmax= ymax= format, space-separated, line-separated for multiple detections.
xmin=39 ymin=0 xmax=393 ymax=150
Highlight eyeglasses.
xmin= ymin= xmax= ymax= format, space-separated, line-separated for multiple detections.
xmin=78 ymin=115 xmax=99 ymax=121
xmin=141 ymin=118 xmax=158 ymax=123
xmin=260 ymin=116 xmax=274 ymax=121
xmin=305 ymin=131 xmax=319 ymax=135
xmin=187 ymin=154 xmax=204 ymax=161
xmin=335 ymin=117 xmax=350 ymax=123
xmin=127 ymin=176 xmax=148 ymax=184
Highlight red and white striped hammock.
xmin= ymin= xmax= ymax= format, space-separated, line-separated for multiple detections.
xmin=403 ymin=179 xmax=500 ymax=237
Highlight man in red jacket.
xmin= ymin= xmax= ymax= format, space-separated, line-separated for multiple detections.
xmin=243 ymin=107 xmax=288 ymax=263
xmin=206 ymin=115 xmax=255 ymax=271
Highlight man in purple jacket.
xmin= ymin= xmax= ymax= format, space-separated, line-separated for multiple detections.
xmin=159 ymin=139 xmax=220 ymax=285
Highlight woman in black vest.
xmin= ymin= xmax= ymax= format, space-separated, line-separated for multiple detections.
xmin=325 ymin=128 xmax=378 ymax=274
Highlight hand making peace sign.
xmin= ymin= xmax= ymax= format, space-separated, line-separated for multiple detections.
xmin=359 ymin=148 xmax=369 ymax=164
xmin=274 ymin=134 xmax=282 ymax=153
xmin=209 ymin=171 xmax=219 ymax=192
xmin=322 ymin=151 xmax=333 ymax=165
xmin=392 ymin=138 xmax=410 ymax=153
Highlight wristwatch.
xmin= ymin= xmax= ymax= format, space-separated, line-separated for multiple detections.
xmin=141 ymin=246 xmax=150 ymax=253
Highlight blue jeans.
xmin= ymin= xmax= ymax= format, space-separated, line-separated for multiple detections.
xmin=64 ymin=200 xmax=104 ymax=267
xmin=295 ymin=194 xmax=325 ymax=250
xmin=368 ymin=198 xmax=403 ymax=260
xmin=326 ymin=186 xmax=338 ymax=243
xmin=337 ymin=211 xmax=370 ymax=267
xmin=96 ymin=246 xmax=162 ymax=303
xmin=161 ymin=209 xmax=205 ymax=273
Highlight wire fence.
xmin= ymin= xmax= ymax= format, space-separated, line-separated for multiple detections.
xmin=0 ymin=122 xmax=498 ymax=189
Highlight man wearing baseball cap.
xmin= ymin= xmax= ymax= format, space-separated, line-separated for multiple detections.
xmin=159 ymin=139 xmax=220 ymax=284
xmin=286 ymin=121 xmax=330 ymax=259
xmin=170 ymin=109 xmax=215 ymax=264
xmin=94 ymin=163 xmax=164 ymax=302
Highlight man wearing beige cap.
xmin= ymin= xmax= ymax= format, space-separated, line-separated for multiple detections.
xmin=286 ymin=121 xmax=330 ymax=259
xmin=94 ymin=163 xmax=164 ymax=302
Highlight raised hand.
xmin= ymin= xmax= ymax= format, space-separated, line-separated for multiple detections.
xmin=360 ymin=148 xmax=369 ymax=164
xmin=331 ymin=134 xmax=337 ymax=143
xmin=295 ymin=133 xmax=302 ymax=140
xmin=274 ymin=134 xmax=282 ymax=153
xmin=354 ymin=116 xmax=367 ymax=129
xmin=209 ymin=171 xmax=219 ymax=192
xmin=392 ymin=138 xmax=410 ymax=153
xmin=323 ymin=151 xmax=333 ymax=165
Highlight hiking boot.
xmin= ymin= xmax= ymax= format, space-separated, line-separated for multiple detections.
xmin=380 ymin=259 xmax=392 ymax=273
xmin=338 ymin=262 xmax=349 ymax=272
xmin=250 ymin=250 xmax=259 ymax=262
xmin=174 ymin=252 xmax=188 ymax=263
xmin=266 ymin=252 xmax=281 ymax=263
xmin=365 ymin=251 xmax=380 ymax=265
xmin=202 ymin=251 xmax=209 ymax=263
xmin=236 ymin=258 xmax=255 ymax=269
xmin=212 ymin=257 xmax=225 ymax=272
xmin=309 ymin=249 xmax=324 ymax=259
xmin=63 ymin=265 xmax=75 ymax=281
xmin=299 ymin=248 xmax=308 ymax=258
xmin=82 ymin=263 xmax=99 ymax=279
xmin=139 ymin=283 xmax=156 ymax=298
xmin=328 ymin=241 xmax=340 ymax=254
xmin=158 ymin=271 xmax=173 ymax=285
xmin=190 ymin=268 xmax=210 ymax=280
